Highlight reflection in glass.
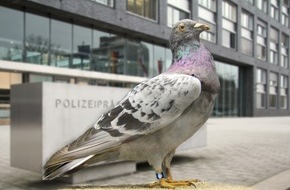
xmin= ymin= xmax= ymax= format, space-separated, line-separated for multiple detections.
xmin=142 ymin=42 xmax=154 ymax=77
xmin=256 ymin=19 xmax=267 ymax=60
xmin=73 ymin=25 xmax=92 ymax=70
xmin=125 ymin=39 xmax=149 ymax=76
xmin=280 ymin=75 xmax=288 ymax=109
xmin=154 ymin=45 xmax=165 ymax=75
xmin=165 ymin=49 xmax=172 ymax=70
xmin=270 ymin=0 xmax=279 ymax=20
xmin=92 ymin=30 xmax=110 ymax=72
xmin=269 ymin=27 xmax=278 ymax=64
xmin=241 ymin=11 xmax=253 ymax=56
xmin=51 ymin=19 xmax=72 ymax=68
xmin=269 ymin=72 xmax=278 ymax=108
xmin=127 ymin=0 xmax=157 ymax=20
xmin=92 ymin=34 xmax=150 ymax=77
xmin=25 ymin=13 xmax=49 ymax=65
xmin=222 ymin=1 xmax=236 ymax=49
xmin=257 ymin=0 xmax=267 ymax=13
xmin=281 ymin=33 xmax=289 ymax=68
xmin=0 ymin=6 xmax=174 ymax=79
xmin=213 ymin=61 xmax=239 ymax=117
xmin=282 ymin=1 xmax=289 ymax=27
xmin=0 ymin=7 xmax=23 ymax=62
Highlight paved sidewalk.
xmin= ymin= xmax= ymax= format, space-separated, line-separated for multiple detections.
xmin=1 ymin=117 xmax=290 ymax=190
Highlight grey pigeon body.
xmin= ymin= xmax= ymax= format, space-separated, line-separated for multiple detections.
xmin=43 ymin=19 xmax=220 ymax=183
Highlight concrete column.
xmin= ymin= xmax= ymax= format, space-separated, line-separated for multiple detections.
xmin=159 ymin=0 xmax=167 ymax=26
xmin=236 ymin=5 xmax=242 ymax=52
xmin=191 ymin=0 xmax=198 ymax=20
xmin=252 ymin=15 xmax=257 ymax=58
xmin=216 ymin=0 xmax=223 ymax=46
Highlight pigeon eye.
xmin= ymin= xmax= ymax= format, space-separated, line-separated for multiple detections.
xmin=178 ymin=24 xmax=185 ymax=32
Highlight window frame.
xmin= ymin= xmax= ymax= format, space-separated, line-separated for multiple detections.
xmin=241 ymin=10 xmax=253 ymax=56
xmin=126 ymin=0 xmax=159 ymax=21
xmin=280 ymin=75 xmax=289 ymax=109
xmin=256 ymin=68 xmax=267 ymax=109
xmin=90 ymin=0 xmax=114 ymax=7
xmin=256 ymin=20 xmax=267 ymax=60
xmin=167 ymin=4 xmax=190 ymax=27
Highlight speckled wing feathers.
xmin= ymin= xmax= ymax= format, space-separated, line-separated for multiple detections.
xmin=96 ymin=73 xmax=202 ymax=136
xmin=44 ymin=74 xmax=201 ymax=169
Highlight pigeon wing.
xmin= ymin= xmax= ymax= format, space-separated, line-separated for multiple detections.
xmin=44 ymin=74 xmax=201 ymax=166
xmin=103 ymin=73 xmax=202 ymax=136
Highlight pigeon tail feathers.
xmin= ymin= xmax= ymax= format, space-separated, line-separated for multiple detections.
xmin=43 ymin=155 xmax=94 ymax=180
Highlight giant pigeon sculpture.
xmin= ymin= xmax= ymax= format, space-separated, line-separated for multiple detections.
xmin=43 ymin=19 xmax=220 ymax=188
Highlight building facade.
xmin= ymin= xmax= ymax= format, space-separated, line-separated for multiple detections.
xmin=0 ymin=0 xmax=289 ymax=118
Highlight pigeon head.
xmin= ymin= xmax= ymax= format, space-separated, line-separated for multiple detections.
xmin=169 ymin=19 xmax=209 ymax=53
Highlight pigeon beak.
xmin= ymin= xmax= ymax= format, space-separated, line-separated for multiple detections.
xmin=194 ymin=23 xmax=210 ymax=31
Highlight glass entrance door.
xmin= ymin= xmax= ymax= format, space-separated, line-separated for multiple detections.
xmin=213 ymin=61 xmax=240 ymax=117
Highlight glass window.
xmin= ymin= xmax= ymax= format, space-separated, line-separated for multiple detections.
xmin=91 ymin=0 xmax=114 ymax=7
xmin=222 ymin=1 xmax=236 ymax=49
xmin=0 ymin=6 xmax=24 ymax=62
xmin=241 ymin=11 xmax=253 ymax=56
xmin=29 ymin=74 xmax=53 ymax=82
xmin=91 ymin=30 xmax=111 ymax=73
xmin=280 ymin=75 xmax=288 ymax=109
xmin=241 ymin=37 xmax=252 ymax=55
xmin=222 ymin=0 xmax=236 ymax=22
xmin=269 ymin=72 xmax=278 ymax=108
xmin=127 ymin=0 xmax=158 ymax=21
xmin=269 ymin=27 xmax=278 ymax=64
xmin=167 ymin=5 xmax=190 ymax=27
xmin=153 ymin=45 xmax=166 ymax=75
xmin=165 ymin=48 xmax=172 ymax=70
xmin=213 ymin=61 xmax=240 ymax=117
xmin=270 ymin=0 xmax=279 ymax=21
xmin=96 ymin=36 xmax=153 ymax=77
xmin=25 ymin=13 xmax=49 ymax=65
xmin=198 ymin=6 xmax=216 ymax=24
xmin=140 ymin=42 xmax=153 ymax=77
xmin=241 ymin=11 xmax=253 ymax=29
xmin=281 ymin=33 xmax=289 ymax=68
xmin=140 ymin=43 xmax=166 ymax=77
xmin=125 ymin=38 xmax=150 ymax=77
xmin=282 ymin=0 xmax=289 ymax=27
xmin=256 ymin=20 xmax=267 ymax=61
xmin=198 ymin=0 xmax=216 ymax=43
xmin=92 ymin=34 xmax=126 ymax=75
xmin=51 ymin=19 xmax=72 ymax=68
xmin=222 ymin=29 xmax=236 ymax=49
xmin=257 ymin=0 xmax=267 ymax=13
xmin=72 ymin=25 xmax=92 ymax=70
xmin=256 ymin=68 xmax=267 ymax=108
xmin=198 ymin=0 xmax=216 ymax=11
xmin=91 ymin=32 xmax=168 ymax=78
xmin=199 ymin=25 xmax=216 ymax=42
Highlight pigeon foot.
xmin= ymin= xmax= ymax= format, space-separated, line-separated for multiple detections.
xmin=149 ymin=178 xmax=201 ymax=189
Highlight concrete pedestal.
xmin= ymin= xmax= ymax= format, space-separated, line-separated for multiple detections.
xmin=10 ymin=82 xmax=135 ymax=183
